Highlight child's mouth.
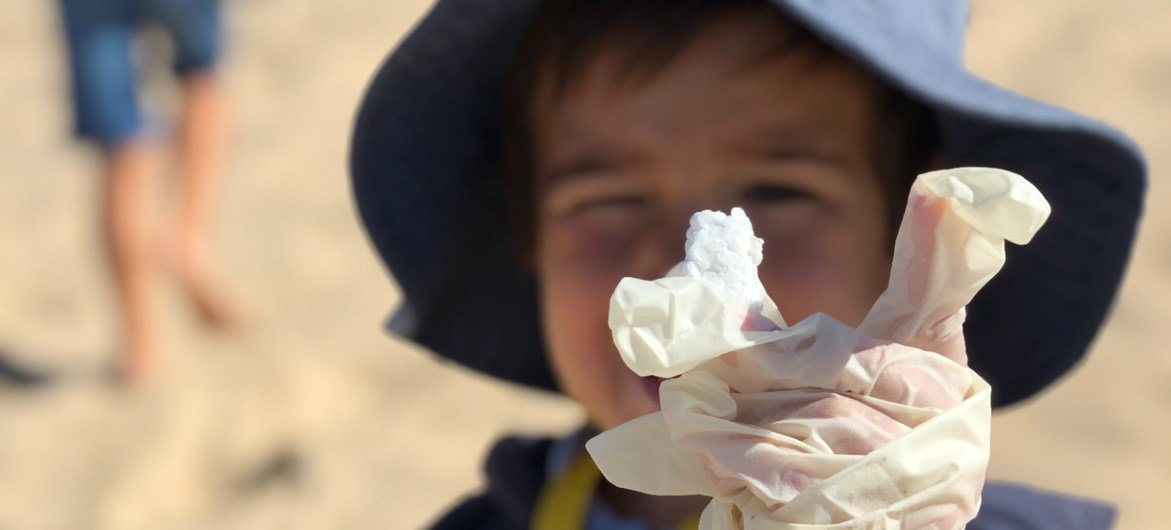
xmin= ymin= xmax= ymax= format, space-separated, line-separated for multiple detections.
xmin=640 ymin=376 xmax=665 ymax=407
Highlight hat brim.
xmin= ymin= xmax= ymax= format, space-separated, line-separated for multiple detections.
xmin=350 ymin=0 xmax=1145 ymax=408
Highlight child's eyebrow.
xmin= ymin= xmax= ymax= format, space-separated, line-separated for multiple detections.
xmin=742 ymin=124 xmax=847 ymax=169
xmin=539 ymin=143 xmax=639 ymax=186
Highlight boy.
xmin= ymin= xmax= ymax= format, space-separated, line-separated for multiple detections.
xmin=351 ymin=0 xmax=1145 ymax=528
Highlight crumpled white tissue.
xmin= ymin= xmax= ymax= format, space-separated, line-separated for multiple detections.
xmin=587 ymin=168 xmax=1051 ymax=529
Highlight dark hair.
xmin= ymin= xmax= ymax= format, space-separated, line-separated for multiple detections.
xmin=499 ymin=0 xmax=939 ymax=264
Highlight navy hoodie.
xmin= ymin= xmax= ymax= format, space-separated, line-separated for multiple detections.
xmin=430 ymin=434 xmax=1117 ymax=530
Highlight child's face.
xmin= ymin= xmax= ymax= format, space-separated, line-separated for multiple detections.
xmin=532 ymin=13 xmax=892 ymax=430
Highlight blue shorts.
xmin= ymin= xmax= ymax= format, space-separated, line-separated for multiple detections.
xmin=58 ymin=0 xmax=223 ymax=145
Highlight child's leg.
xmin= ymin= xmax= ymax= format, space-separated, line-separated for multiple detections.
xmin=102 ymin=140 xmax=162 ymax=383
xmin=172 ymin=69 xmax=237 ymax=329
xmin=149 ymin=0 xmax=237 ymax=327
xmin=59 ymin=0 xmax=163 ymax=383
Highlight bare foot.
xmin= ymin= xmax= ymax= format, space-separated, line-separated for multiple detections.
xmin=183 ymin=266 xmax=242 ymax=330
xmin=114 ymin=334 xmax=163 ymax=387
xmin=175 ymin=246 xmax=244 ymax=330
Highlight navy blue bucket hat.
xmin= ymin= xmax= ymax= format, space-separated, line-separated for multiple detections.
xmin=350 ymin=0 xmax=1146 ymax=408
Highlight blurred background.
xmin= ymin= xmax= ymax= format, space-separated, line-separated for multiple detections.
xmin=0 ymin=0 xmax=1167 ymax=528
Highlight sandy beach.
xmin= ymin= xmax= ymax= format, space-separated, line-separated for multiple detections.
xmin=0 ymin=0 xmax=1168 ymax=528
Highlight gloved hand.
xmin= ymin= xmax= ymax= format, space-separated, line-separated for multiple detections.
xmin=587 ymin=168 xmax=1050 ymax=529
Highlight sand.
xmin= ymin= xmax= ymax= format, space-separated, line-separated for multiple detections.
xmin=0 ymin=0 xmax=1167 ymax=528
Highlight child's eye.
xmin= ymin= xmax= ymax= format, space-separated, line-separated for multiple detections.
xmin=575 ymin=195 xmax=648 ymax=214
xmin=741 ymin=184 xmax=812 ymax=204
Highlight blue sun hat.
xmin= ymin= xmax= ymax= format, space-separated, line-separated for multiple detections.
xmin=349 ymin=0 xmax=1146 ymax=408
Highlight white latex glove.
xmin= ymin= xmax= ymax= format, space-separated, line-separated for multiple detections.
xmin=587 ymin=168 xmax=1050 ymax=529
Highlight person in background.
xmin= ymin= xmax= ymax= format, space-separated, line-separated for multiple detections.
xmin=58 ymin=0 xmax=237 ymax=384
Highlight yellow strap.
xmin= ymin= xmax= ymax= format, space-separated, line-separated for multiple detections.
xmin=532 ymin=450 xmax=599 ymax=530
xmin=532 ymin=450 xmax=700 ymax=530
